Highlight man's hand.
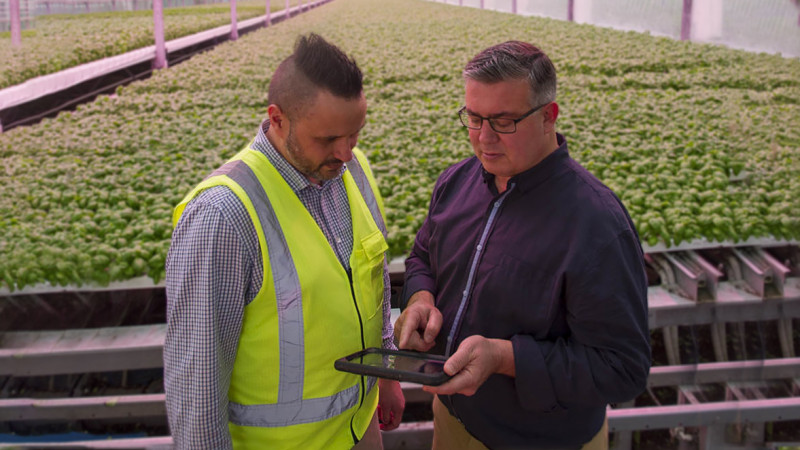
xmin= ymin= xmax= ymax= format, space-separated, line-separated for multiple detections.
xmin=394 ymin=291 xmax=442 ymax=351
xmin=423 ymin=335 xmax=515 ymax=396
xmin=377 ymin=378 xmax=404 ymax=431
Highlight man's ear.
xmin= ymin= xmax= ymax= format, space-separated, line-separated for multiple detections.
xmin=542 ymin=102 xmax=559 ymax=134
xmin=267 ymin=104 xmax=289 ymax=138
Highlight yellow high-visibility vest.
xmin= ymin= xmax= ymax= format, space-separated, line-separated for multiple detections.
xmin=173 ymin=145 xmax=388 ymax=449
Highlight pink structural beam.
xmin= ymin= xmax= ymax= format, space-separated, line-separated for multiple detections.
xmin=230 ymin=0 xmax=239 ymax=40
xmin=266 ymin=0 xmax=272 ymax=25
xmin=10 ymin=0 xmax=22 ymax=47
xmin=681 ymin=0 xmax=693 ymax=40
xmin=153 ymin=0 xmax=167 ymax=69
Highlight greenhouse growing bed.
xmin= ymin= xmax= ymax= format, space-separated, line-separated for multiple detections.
xmin=0 ymin=0 xmax=305 ymax=90
xmin=0 ymin=0 xmax=798 ymax=293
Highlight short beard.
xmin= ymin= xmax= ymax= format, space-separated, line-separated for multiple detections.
xmin=285 ymin=125 xmax=341 ymax=182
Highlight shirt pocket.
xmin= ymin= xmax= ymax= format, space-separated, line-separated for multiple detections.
xmin=362 ymin=229 xmax=388 ymax=262
xmin=357 ymin=230 xmax=388 ymax=321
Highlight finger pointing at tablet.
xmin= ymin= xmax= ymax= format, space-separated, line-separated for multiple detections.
xmin=395 ymin=290 xmax=442 ymax=352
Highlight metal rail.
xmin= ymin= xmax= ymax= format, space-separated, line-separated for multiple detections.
xmin=5 ymin=360 xmax=800 ymax=422
xmin=0 ymin=394 xmax=166 ymax=422
xmin=4 ymin=392 xmax=800 ymax=437
xmin=17 ymin=395 xmax=795 ymax=449
xmin=648 ymin=358 xmax=800 ymax=388
xmin=648 ymin=287 xmax=800 ymax=329
xmin=3 ymin=302 xmax=800 ymax=378
xmin=608 ymin=397 xmax=800 ymax=432
xmin=0 ymin=324 xmax=165 ymax=376
xmin=2 ymin=436 xmax=173 ymax=449
xmin=0 ymin=388 xmax=426 ymax=423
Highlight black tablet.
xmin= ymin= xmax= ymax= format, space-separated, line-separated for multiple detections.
xmin=334 ymin=347 xmax=451 ymax=386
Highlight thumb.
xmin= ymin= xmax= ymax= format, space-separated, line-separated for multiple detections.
xmin=444 ymin=348 xmax=469 ymax=376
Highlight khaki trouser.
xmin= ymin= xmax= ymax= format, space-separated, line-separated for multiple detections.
xmin=432 ymin=395 xmax=608 ymax=450
xmin=352 ymin=411 xmax=384 ymax=450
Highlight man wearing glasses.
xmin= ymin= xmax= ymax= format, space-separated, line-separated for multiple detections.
xmin=394 ymin=41 xmax=651 ymax=449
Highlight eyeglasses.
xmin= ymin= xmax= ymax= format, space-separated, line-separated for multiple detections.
xmin=457 ymin=102 xmax=550 ymax=134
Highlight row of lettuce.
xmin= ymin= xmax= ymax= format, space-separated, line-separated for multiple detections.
xmin=0 ymin=0 xmax=798 ymax=291
xmin=0 ymin=0 xmax=302 ymax=90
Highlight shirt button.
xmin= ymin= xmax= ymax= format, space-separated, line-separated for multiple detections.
xmin=494 ymin=201 xmax=501 ymax=207
xmin=476 ymin=244 xmax=482 ymax=251
xmin=336 ymin=237 xmax=342 ymax=243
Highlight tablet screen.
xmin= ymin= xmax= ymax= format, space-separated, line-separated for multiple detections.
xmin=335 ymin=348 xmax=451 ymax=385
xmin=354 ymin=352 xmax=446 ymax=375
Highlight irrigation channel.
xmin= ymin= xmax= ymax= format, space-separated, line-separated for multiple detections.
xmin=1 ymin=239 xmax=799 ymax=448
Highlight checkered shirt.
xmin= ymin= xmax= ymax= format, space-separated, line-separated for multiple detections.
xmin=164 ymin=121 xmax=394 ymax=449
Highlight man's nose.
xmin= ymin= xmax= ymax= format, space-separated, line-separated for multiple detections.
xmin=478 ymin=120 xmax=499 ymax=143
xmin=333 ymin=138 xmax=355 ymax=162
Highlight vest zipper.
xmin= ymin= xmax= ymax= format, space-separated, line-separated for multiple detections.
xmin=347 ymin=268 xmax=367 ymax=445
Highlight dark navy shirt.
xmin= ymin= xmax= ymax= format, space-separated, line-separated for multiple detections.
xmin=402 ymin=134 xmax=651 ymax=449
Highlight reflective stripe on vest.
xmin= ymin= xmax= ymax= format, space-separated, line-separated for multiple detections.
xmin=211 ymin=156 xmax=379 ymax=427
xmin=345 ymin=157 xmax=387 ymax=238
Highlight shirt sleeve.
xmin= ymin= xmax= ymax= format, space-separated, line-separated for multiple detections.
xmin=164 ymin=188 xmax=256 ymax=449
xmin=401 ymin=215 xmax=438 ymax=310
xmin=511 ymin=229 xmax=651 ymax=412
xmin=400 ymin=175 xmax=445 ymax=309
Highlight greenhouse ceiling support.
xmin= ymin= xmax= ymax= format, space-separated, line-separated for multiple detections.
xmin=681 ymin=0 xmax=692 ymax=40
xmin=230 ymin=0 xmax=238 ymax=40
xmin=9 ymin=0 xmax=21 ymax=46
xmin=153 ymin=0 xmax=167 ymax=70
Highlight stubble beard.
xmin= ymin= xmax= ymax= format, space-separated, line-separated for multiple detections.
xmin=286 ymin=125 xmax=340 ymax=183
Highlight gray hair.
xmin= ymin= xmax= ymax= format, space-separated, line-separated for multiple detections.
xmin=463 ymin=41 xmax=556 ymax=107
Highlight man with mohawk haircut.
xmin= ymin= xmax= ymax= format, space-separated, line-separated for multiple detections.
xmin=165 ymin=33 xmax=404 ymax=449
